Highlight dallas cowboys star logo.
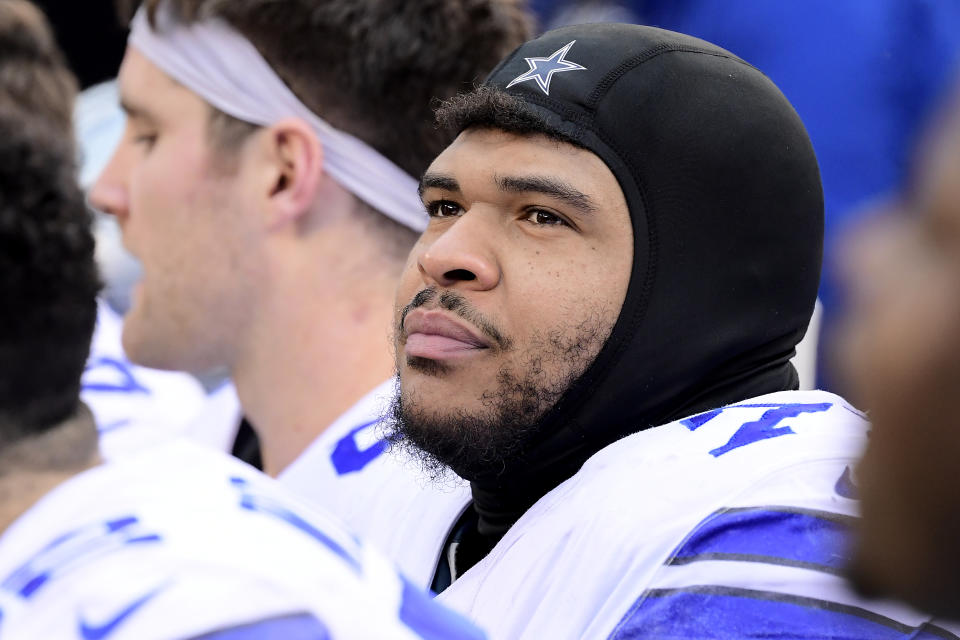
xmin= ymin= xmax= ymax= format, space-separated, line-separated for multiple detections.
xmin=506 ymin=40 xmax=587 ymax=96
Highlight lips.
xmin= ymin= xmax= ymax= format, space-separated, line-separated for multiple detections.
xmin=403 ymin=309 xmax=491 ymax=360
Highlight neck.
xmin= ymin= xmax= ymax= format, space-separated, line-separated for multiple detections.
xmin=233 ymin=216 xmax=401 ymax=477
xmin=0 ymin=404 xmax=100 ymax=534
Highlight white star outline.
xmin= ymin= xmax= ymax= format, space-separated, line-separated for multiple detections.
xmin=506 ymin=40 xmax=587 ymax=96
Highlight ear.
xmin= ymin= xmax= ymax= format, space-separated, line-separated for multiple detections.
xmin=257 ymin=117 xmax=323 ymax=229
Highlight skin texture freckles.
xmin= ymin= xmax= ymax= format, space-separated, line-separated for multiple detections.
xmin=841 ymin=96 xmax=960 ymax=617
xmin=390 ymin=129 xmax=632 ymax=478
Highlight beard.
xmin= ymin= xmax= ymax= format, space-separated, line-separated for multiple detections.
xmin=388 ymin=288 xmax=615 ymax=481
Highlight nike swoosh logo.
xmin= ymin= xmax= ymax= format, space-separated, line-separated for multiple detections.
xmin=79 ymin=584 xmax=165 ymax=640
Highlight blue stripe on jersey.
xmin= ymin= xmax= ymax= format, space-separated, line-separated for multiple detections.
xmin=608 ymin=586 xmax=960 ymax=640
xmin=191 ymin=613 xmax=330 ymax=640
xmin=667 ymin=507 xmax=856 ymax=575
xmin=229 ymin=476 xmax=362 ymax=574
xmin=399 ymin=578 xmax=486 ymax=640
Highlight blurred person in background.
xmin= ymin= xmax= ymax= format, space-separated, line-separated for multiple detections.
xmin=0 ymin=0 xmax=76 ymax=132
xmin=31 ymin=0 xmax=140 ymax=314
xmin=0 ymin=0 xmax=208 ymax=461
xmin=0 ymin=102 xmax=482 ymax=640
xmin=89 ymin=0 xmax=530 ymax=588
xmin=842 ymin=85 xmax=960 ymax=621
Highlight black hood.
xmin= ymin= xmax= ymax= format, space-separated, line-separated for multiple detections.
xmin=463 ymin=23 xmax=824 ymax=538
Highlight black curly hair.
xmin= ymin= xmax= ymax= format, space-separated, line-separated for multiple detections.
xmin=0 ymin=107 xmax=100 ymax=441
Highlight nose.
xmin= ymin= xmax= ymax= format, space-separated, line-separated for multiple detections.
xmin=417 ymin=211 xmax=501 ymax=291
xmin=88 ymin=142 xmax=130 ymax=223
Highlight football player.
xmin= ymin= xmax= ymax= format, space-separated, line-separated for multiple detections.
xmin=842 ymin=85 xmax=960 ymax=619
xmin=0 ymin=102 xmax=483 ymax=640
xmin=389 ymin=22 xmax=960 ymax=638
xmin=0 ymin=0 xmax=210 ymax=461
xmin=89 ymin=0 xmax=530 ymax=587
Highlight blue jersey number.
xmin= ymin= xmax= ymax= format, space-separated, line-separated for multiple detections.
xmin=682 ymin=403 xmax=832 ymax=457
xmin=330 ymin=419 xmax=389 ymax=476
xmin=1 ymin=517 xmax=160 ymax=602
xmin=82 ymin=357 xmax=149 ymax=395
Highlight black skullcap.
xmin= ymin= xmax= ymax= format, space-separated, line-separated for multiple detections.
xmin=461 ymin=23 xmax=824 ymax=539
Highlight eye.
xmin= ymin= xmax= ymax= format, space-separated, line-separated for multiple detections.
xmin=425 ymin=200 xmax=463 ymax=218
xmin=523 ymin=208 xmax=568 ymax=227
xmin=132 ymin=132 xmax=158 ymax=150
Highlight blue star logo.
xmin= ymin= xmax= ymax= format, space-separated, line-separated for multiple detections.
xmin=506 ymin=40 xmax=587 ymax=96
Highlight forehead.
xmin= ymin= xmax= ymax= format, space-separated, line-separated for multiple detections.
xmin=117 ymin=46 xmax=207 ymax=120
xmin=428 ymin=128 xmax=624 ymax=203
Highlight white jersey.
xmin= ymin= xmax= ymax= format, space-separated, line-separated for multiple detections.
xmin=83 ymin=302 xmax=207 ymax=460
xmin=280 ymin=379 xmax=472 ymax=589
xmin=0 ymin=440 xmax=484 ymax=640
xmin=438 ymin=390 xmax=960 ymax=639
xmin=180 ymin=381 xmax=243 ymax=453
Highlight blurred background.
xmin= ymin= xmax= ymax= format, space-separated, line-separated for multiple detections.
xmin=36 ymin=0 xmax=960 ymax=393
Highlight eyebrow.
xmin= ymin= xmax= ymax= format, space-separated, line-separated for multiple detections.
xmin=419 ymin=172 xmax=599 ymax=215
xmin=497 ymin=175 xmax=598 ymax=214
xmin=419 ymin=173 xmax=460 ymax=198
xmin=119 ymin=96 xmax=158 ymax=123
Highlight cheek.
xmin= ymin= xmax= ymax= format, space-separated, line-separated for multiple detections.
xmin=131 ymin=133 xmax=213 ymax=205
xmin=395 ymin=255 xmax=425 ymax=317
xmin=505 ymin=247 xmax=629 ymax=339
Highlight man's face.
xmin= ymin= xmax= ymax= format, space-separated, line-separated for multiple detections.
xmin=89 ymin=48 xmax=263 ymax=373
xmin=392 ymin=129 xmax=633 ymax=477
xmin=841 ymin=104 xmax=960 ymax=615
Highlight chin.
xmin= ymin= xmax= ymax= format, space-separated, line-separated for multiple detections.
xmin=405 ymin=355 xmax=453 ymax=377
xmin=120 ymin=320 xmax=190 ymax=372
xmin=122 ymin=332 xmax=173 ymax=369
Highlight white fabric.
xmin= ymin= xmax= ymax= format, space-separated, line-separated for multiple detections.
xmin=0 ymin=440 xmax=480 ymax=639
xmin=180 ymin=381 xmax=243 ymax=454
xmin=791 ymin=298 xmax=822 ymax=390
xmin=279 ymin=379 xmax=472 ymax=589
xmin=128 ymin=6 xmax=427 ymax=232
xmin=83 ymin=301 xmax=207 ymax=461
xmin=437 ymin=390 xmax=960 ymax=639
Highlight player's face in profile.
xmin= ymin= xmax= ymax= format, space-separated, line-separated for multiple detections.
xmin=392 ymin=129 xmax=632 ymax=476
xmin=89 ymin=48 xmax=263 ymax=373
xmin=841 ymin=102 xmax=960 ymax=615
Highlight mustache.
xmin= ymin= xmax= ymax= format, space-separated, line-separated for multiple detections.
xmin=399 ymin=287 xmax=511 ymax=350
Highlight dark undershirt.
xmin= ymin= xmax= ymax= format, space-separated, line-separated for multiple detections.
xmin=431 ymin=506 xmax=497 ymax=594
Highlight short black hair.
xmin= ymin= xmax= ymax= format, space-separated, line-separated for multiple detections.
xmin=0 ymin=107 xmax=100 ymax=440
xmin=436 ymin=85 xmax=583 ymax=150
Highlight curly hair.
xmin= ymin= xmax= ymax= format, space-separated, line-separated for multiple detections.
xmin=0 ymin=0 xmax=77 ymax=136
xmin=0 ymin=107 xmax=100 ymax=441
xmin=120 ymin=0 xmax=533 ymax=180
xmin=435 ymin=85 xmax=584 ymax=150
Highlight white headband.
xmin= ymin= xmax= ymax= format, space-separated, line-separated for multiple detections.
xmin=129 ymin=5 xmax=427 ymax=232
